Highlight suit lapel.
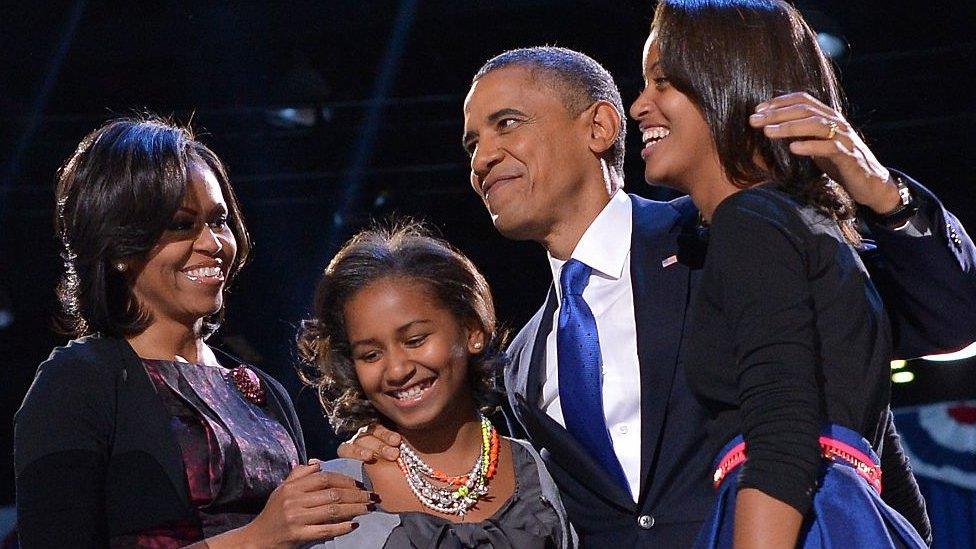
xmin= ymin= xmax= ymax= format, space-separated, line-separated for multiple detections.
xmin=517 ymin=399 xmax=635 ymax=509
xmin=518 ymin=283 xmax=635 ymax=509
xmin=525 ymin=286 xmax=556 ymax=406
xmin=629 ymin=196 xmax=694 ymax=503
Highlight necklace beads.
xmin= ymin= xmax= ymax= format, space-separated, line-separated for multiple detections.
xmin=396 ymin=415 xmax=499 ymax=516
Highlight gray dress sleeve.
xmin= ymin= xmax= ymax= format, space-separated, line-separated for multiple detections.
xmin=301 ymin=459 xmax=401 ymax=549
xmin=509 ymin=438 xmax=577 ymax=548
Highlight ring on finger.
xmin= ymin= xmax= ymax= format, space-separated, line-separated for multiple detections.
xmin=824 ymin=120 xmax=839 ymax=140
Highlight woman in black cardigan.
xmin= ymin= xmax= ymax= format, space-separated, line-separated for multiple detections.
xmin=14 ymin=118 xmax=371 ymax=547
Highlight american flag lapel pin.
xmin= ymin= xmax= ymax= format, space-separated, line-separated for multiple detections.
xmin=661 ymin=254 xmax=678 ymax=268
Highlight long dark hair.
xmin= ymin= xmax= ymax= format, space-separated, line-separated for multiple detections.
xmin=55 ymin=116 xmax=251 ymax=338
xmin=652 ymin=0 xmax=859 ymax=244
xmin=297 ymin=221 xmax=506 ymax=434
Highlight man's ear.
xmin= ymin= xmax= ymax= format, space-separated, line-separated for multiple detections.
xmin=587 ymin=100 xmax=622 ymax=157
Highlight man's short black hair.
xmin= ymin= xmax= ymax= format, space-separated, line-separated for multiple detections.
xmin=474 ymin=46 xmax=626 ymax=177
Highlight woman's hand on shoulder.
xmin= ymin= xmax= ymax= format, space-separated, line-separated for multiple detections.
xmin=337 ymin=423 xmax=402 ymax=463
xmin=203 ymin=462 xmax=375 ymax=548
xmin=749 ymin=92 xmax=902 ymax=215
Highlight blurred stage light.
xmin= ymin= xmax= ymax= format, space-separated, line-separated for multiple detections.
xmin=265 ymin=53 xmax=332 ymax=129
xmin=892 ymin=371 xmax=916 ymax=384
xmin=891 ymin=359 xmax=907 ymax=370
xmin=0 ymin=285 xmax=11 ymax=329
xmin=922 ymin=341 xmax=976 ymax=362
xmin=817 ymin=32 xmax=847 ymax=59
xmin=265 ymin=106 xmax=332 ymax=129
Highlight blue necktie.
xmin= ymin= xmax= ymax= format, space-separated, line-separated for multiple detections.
xmin=557 ymin=259 xmax=630 ymax=494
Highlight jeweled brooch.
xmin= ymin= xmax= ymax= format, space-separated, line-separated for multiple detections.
xmin=229 ymin=365 xmax=266 ymax=406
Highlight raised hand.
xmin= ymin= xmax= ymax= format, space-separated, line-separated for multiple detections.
xmin=337 ymin=423 xmax=402 ymax=463
xmin=749 ymin=92 xmax=902 ymax=215
xmin=202 ymin=462 xmax=374 ymax=548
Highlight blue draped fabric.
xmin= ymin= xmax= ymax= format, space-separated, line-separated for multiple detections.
xmin=894 ymin=403 xmax=976 ymax=549
xmin=695 ymin=424 xmax=926 ymax=548
xmin=916 ymin=477 xmax=976 ymax=549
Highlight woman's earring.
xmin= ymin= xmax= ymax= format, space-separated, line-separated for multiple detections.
xmin=115 ymin=262 xmax=126 ymax=272
xmin=473 ymin=341 xmax=483 ymax=350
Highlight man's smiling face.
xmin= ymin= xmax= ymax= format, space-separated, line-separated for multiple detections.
xmin=462 ymin=66 xmax=597 ymax=243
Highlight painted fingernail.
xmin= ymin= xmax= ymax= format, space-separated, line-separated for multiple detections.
xmin=369 ymin=492 xmax=382 ymax=502
xmin=355 ymin=480 xmax=366 ymax=490
xmin=367 ymin=503 xmax=377 ymax=511
xmin=350 ymin=522 xmax=359 ymax=530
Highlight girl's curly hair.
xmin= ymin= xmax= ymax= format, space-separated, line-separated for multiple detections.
xmin=297 ymin=221 xmax=507 ymax=434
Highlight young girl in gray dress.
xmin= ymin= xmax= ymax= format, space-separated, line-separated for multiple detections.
xmin=298 ymin=222 xmax=573 ymax=548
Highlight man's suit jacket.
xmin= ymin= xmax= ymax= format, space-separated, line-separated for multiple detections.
xmin=504 ymin=175 xmax=976 ymax=547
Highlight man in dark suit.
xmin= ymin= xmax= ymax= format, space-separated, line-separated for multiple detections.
xmin=344 ymin=47 xmax=976 ymax=546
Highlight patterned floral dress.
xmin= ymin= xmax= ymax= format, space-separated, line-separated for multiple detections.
xmin=109 ymin=359 xmax=299 ymax=548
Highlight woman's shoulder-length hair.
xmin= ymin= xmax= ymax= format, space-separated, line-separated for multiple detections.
xmin=55 ymin=116 xmax=251 ymax=339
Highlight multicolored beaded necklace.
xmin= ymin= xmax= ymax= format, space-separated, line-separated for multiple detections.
xmin=396 ymin=414 xmax=500 ymax=516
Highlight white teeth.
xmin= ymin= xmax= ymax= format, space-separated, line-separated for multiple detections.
xmin=392 ymin=379 xmax=432 ymax=400
xmin=183 ymin=267 xmax=223 ymax=279
xmin=642 ymin=127 xmax=671 ymax=144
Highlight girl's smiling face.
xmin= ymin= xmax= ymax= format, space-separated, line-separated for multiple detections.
xmin=343 ymin=277 xmax=484 ymax=434
xmin=629 ymin=34 xmax=723 ymax=193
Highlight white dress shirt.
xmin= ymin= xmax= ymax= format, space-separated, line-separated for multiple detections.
xmin=541 ymin=190 xmax=642 ymax=500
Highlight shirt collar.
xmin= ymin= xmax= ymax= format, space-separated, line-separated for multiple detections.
xmin=548 ymin=190 xmax=632 ymax=289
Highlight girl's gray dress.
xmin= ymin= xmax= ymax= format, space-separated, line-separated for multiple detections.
xmin=306 ymin=438 xmax=575 ymax=548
